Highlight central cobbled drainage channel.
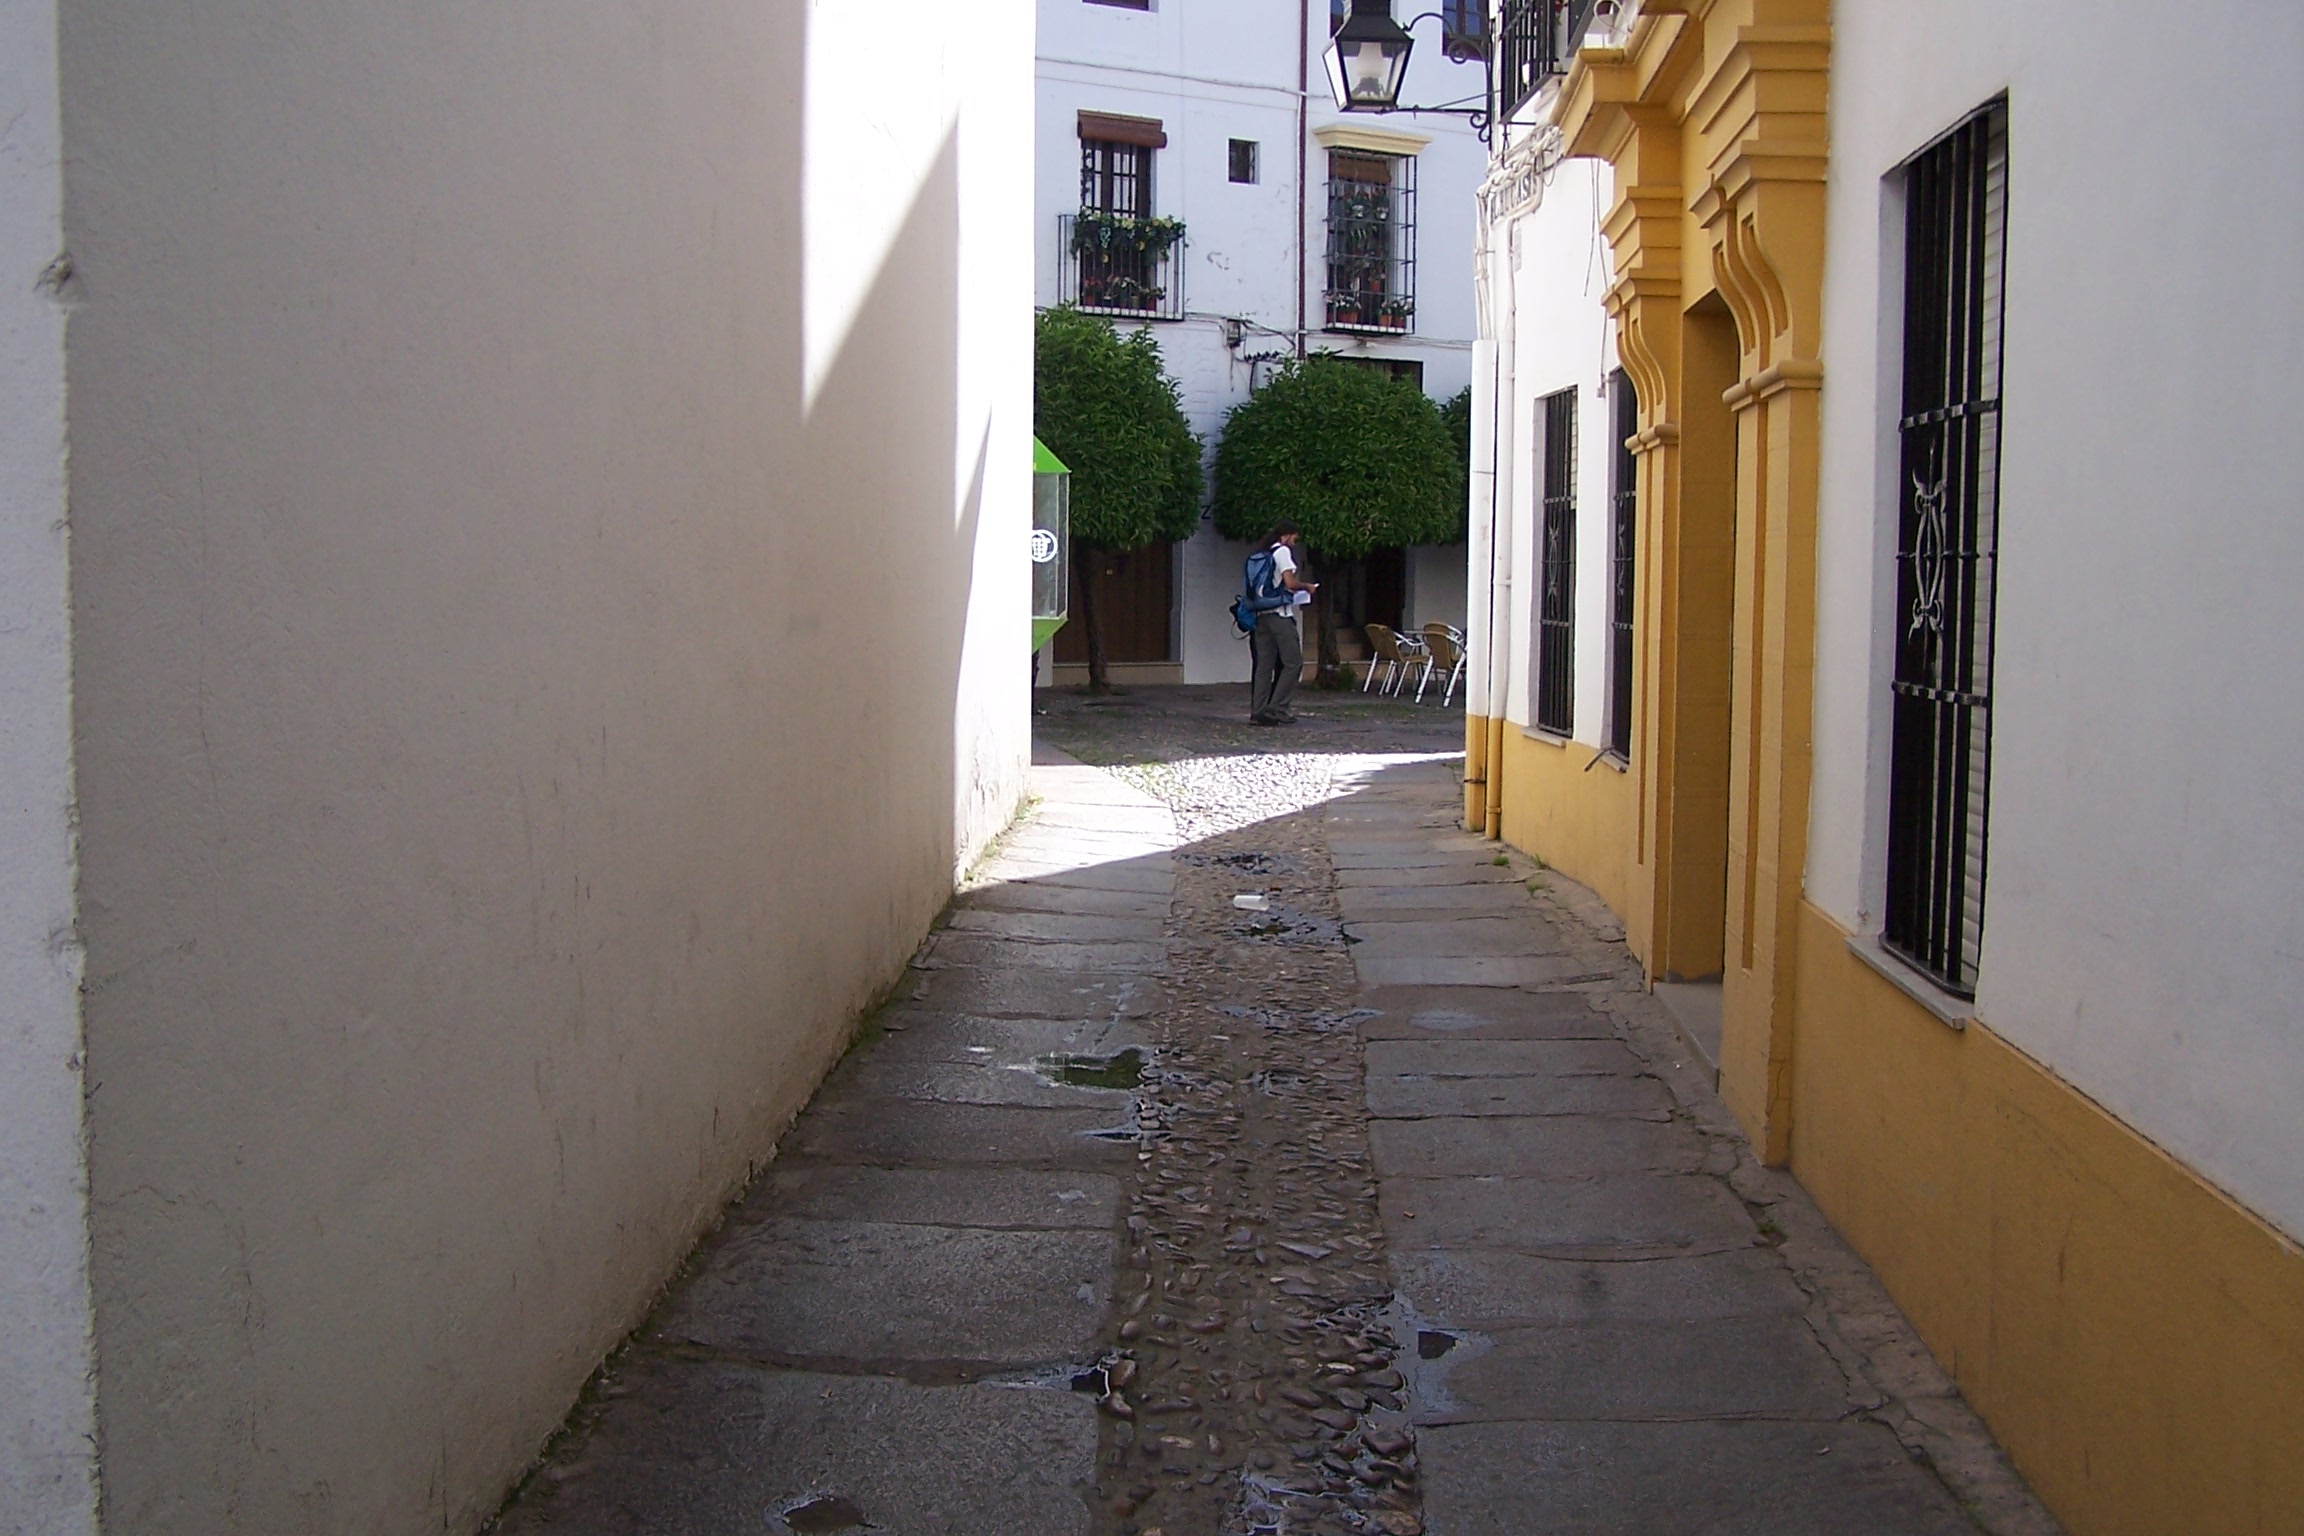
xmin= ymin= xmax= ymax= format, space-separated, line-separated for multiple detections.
xmin=1089 ymin=758 xmax=1423 ymax=1536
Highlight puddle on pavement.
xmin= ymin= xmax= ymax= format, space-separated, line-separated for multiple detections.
xmin=1029 ymin=1047 xmax=1145 ymax=1091
xmin=778 ymin=1494 xmax=868 ymax=1532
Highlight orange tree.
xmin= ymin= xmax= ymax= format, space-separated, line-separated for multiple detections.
xmin=1033 ymin=307 xmax=1202 ymax=691
xmin=1212 ymin=356 xmax=1462 ymax=683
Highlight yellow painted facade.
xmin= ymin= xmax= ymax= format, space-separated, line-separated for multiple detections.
xmin=1792 ymin=902 xmax=2304 ymax=1536
xmin=1464 ymin=2 xmax=2304 ymax=1531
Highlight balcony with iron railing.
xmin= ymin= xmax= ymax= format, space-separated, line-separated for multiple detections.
xmin=1058 ymin=213 xmax=1186 ymax=321
xmin=1498 ymin=0 xmax=1603 ymax=122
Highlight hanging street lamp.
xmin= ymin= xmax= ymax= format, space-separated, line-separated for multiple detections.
xmin=1324 ymin=0 xmax=1417 ymax=113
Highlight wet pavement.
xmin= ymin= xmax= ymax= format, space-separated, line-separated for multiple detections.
xmin=491 ymin=687 xmax=2058 ymax=1536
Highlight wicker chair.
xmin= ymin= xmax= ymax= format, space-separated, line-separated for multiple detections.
xmin=1420 ymin=623 xmax=1468 ymax=706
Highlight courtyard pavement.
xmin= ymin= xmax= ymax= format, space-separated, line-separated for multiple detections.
xmin=491 ymin=687 xmax=2056 ymax=1536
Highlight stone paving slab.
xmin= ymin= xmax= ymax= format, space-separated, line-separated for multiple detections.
xmin=1334 ymin=862 xmax=1521 ymax=889
xmin=905 ymin=964 xmax=1164 ymax=1021
xmin=971 ymin=856 xmax=1174 ymax=894
xmin=1416 ymin=1316 xmax=1855 ymax=1424
xmin=494 ymin=1361 xmax=1095 ymax=1536
xmin=1353 ymin=985 xmax=1615 ymax=1039
xmin=1356 ymin=953 xmax=1593 ymax=987
xmin=844 ymin=1052 xmax=1138 ymax=1110
xmin=782 ymin=1099 xmax=1136 ymax=1170
xmin=1391 ymin=1245 xmax=1809 ymax=1329
xmin=657 ymin=1218 xmax=1113 ymax=1369
xmin=1370 ymin=1114 xmax=1707 ymax=1179
xmin=865 ymin=1010 xmax=1149 ymax=1066
xmin=913 ymin=932 xmax=1172 ymax=973
xmin=1365 ymin=1038 xmax=1645 ymax=1078
xmin=1417 ymin=1418 xmax=1982 ymax=1536
xmin=759 ymin=1165 xmax=1122 ymax=1231
xmin=957 ymin=879 xmax=1170 ymax=919
xmin=1367 ymin=1070 xmax=1673 ymax=1120
xmin=1343 ymin=916 xmax=1567 ymax=957
xmin=943 ymin=908 xmax=1168 ymax=942
xmin=1335 ymin=883 xmax=1542 ymax=917
xmin=1375 ymin=1173 xmax=1756 ymax=1251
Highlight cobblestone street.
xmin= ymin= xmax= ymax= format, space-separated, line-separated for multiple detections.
xmin=492 ymin=687 xmax=2057 ymax=1536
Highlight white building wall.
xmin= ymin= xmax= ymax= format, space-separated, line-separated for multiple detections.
xmin=1038 ymin=0 xmax=1481 ymax=684
xmin=0 ymin=3 xmax=99 ymax=1531
xmin=1810 ymin=0 xmax=2304 ymax=1240
xmin=59 ymin=2 xmax=1032 ymax=1531
xmin=1481 ymin=150 xmax=1613 ymax=738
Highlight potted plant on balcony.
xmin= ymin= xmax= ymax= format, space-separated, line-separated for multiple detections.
xmin=1072 ymin=213 xmax=1187 ymax=313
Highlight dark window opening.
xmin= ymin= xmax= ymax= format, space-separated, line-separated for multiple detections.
xmin=1229 ymin=139 xmax=1259 ymax=184
xmin=1535 ymin=387 xmax=1577 ymax=736
xmin=1607 ymin=368 xmax=1638 ymax=758
xmin=1080 ymin=136 xmax=1151 ymax=217
xmin=1086 ymin=0 xmax=1152 ymax=10
xmin=1325 ymin=151 xmax=1416 ymax=333
xmin=1883 ymin=101 xmax=2008 ymax=998
xmin=1443 ymin=0 xmax=1490 ymax=59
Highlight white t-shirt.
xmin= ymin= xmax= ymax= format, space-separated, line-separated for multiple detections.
xmin=1271 ymin=544 xmax=1310 ymax=620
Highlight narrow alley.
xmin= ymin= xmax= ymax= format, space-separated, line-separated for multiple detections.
xmin=490 ymin=689 xmax=2056 ymax=1536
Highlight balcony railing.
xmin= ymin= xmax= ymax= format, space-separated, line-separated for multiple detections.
xmin=1058 ymin=213 xmax=1186 ymax=321
xmin=1498 ymin=0 xmax=1601 ymax=121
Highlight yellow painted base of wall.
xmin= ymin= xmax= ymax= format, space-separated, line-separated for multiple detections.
xmin=1491 ymin=726 xmax=1634 ymax=922
xmin=1790 ymin=900 xmax=2304 ymax=1536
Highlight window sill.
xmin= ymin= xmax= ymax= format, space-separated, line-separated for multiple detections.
xmin=1844 ymin=933 xmax=1974 ymax=1032
xmin=1521 ymin=725 xmax=1571 ymax=748
xmin=1594 ymin=749 xmax=1628 ymax=774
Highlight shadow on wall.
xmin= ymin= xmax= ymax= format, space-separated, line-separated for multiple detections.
xmin=65 ymin=5 xmax=1013 ymax=1533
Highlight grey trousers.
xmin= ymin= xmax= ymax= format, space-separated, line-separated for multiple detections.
xmin=1249 ymin=611 xmax=1302 ymax=719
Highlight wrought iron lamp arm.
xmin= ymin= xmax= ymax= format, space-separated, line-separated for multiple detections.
xmin=1375 ymin=10 xmax=1497 ymax=144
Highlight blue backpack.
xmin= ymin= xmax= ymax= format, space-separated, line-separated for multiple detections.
xmin=1230 ymin=546 xmax=1292 ymax=635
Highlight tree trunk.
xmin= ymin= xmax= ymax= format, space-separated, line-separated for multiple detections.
xmin=1310 ymin=553 xmax=1347 ymax=687
xmin=1073 ymin=541 xmax=1111 ymax=692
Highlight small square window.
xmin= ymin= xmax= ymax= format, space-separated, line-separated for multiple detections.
xmin=1085 ymin=0 xmax=1151 ymax=9
xmin=1228 ymin=139 xmax=1259 ymax=184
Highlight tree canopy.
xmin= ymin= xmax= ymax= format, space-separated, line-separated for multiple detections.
xmin=1033 ymin=307 xmax=1203 ymax=552
xmin=1211 ymin=356 xmax=1463 ymax=558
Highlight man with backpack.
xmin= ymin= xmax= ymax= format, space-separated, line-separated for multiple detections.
xmin=1240 ymin=522 xmax=1316 ymax=725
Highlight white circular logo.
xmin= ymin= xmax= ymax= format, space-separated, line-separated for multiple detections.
xmin=1029 ymin=529 xmax=1059 ymax=564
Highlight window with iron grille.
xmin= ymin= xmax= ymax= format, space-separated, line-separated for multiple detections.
xmin=1325 ymin=151 xmax=1416 ymax=333
xmin=1535 ymin=387 xmax=1577 ymax=735
xmin=1081 ymin=137 xmax=1151 ymax=218
xmin=1883 ymin=102 xmax=2007 ymax=997
xmin=1228 ymin=139 xmax=1259 ymax=184
xmin=1442 ymin=0 xmax=1489 ymax=59
xmin=1499 ymin=0 xmax=1599 ymax=120
xmin=1607 ymin=369 xmax=1638 ymax=758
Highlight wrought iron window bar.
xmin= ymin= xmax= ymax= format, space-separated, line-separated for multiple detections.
xmin=1059 ymin=213 xmax=1187 ymax=321
xmin=1324 ymin=151 xmax=1417 ymax=334
xmin=1498 ymin=0 xmax=1600 ymax=122
xmin=1883 ymin=102 xmax=2008 ymax=998
xmin=1607 ymin=369 xmax=1638 ymax=758
xmin=1536 ymin=386 xmax=1578 ymax=735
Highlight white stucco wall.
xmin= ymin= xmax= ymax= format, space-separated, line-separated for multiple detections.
xmin=1037 ymin=0 xmax=1480 ymax=684
xmin=59 ymin=3 xmax=1031 ymax=1531
xmin=0 ymin=3 xmax=99 ymax=1531
xmin=1809 ymin=0 xmax=2304 ymax=1241
xmin=1480 ymin=152 xmax=1615 ymax=738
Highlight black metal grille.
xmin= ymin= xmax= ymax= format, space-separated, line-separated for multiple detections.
xmin=1883 ymin=103 xmax=2007 ymax=997
xmin=1324 ymin=152 xmax=1416 ymax=333
xmin=1536 ymin=387 xmax=1577 ymax=735
xmin=1499 ymin=0 xmax=1599 ymax=120
xmin=1607 ymin=369 xmax=1638 ymax=758
xmin=1059 ymin=215 xmax=1186 ymax=320
xmin=1081 ymin=137 xmax=1150 ymax=218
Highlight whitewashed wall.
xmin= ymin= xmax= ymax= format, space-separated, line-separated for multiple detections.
xmin=56 ymin=3 xmax=1033 ymax=1532
xmin=0 ymin=3 xmax=99 ymax=1531
xmin=1810 ymin=0 xmax=2304 ymax=1240
xmin=1476 ymin=151 xmax=1614 ymax=737
xmin=1037 ymin=0 xmax=1481 ymax=684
